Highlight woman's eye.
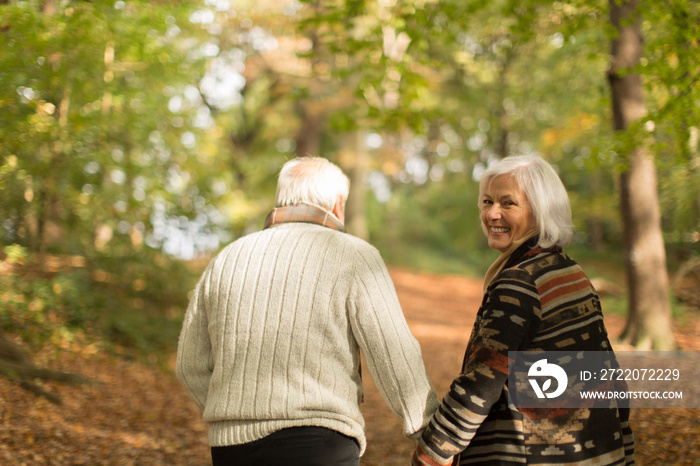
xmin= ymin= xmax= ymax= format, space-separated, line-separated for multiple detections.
xmin=482 ymin=199 xmax=493 ymax=205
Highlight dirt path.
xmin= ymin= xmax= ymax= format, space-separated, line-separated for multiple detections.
xmin=1 ymin=267 xmax=698 ymax=464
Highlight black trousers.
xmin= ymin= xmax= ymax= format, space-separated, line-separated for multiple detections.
xmin=211 ymin=426 xmax=361 ymax=466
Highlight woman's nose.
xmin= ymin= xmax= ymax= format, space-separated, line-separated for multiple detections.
xmin=487 ymin=204 xmax=501 ymax=220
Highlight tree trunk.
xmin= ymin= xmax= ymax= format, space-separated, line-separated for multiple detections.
xmin=588 ymin=170 xmax=605 ymax=251
xmin=294 ymin=4 xmax=325 ymax=159
xmin=608 ymin=0 xmax=675 ymax=350
xmin=494 ymin=48 xmax=514 ymax=159
xmin=295 ymin=101 xmax=324 ymax=158
xmin=338 ymin=132 xmax=369 ymax=240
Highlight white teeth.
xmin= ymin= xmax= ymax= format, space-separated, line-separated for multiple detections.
xmin=491 ymin=227 xmax=510 ymax=233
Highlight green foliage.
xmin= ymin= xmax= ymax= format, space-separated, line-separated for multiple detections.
xmin=1 ymin=0 xmax=698 ymax=361
xmin=0 ymin=245 xmax=195 ymax=363
xmin=0 ymin=1 xmax=225 ymax=362
xmin=3 ymin=244 xmax=28 ymax=265
xmin=0 ymin=255 xmax=97 ymax=349
xmin=365 ymin=0 xmax=697 ymax=271
xmin=0 ymin=0 xmax=226 ymax=256
xmin=367 ymin=172 xmax=496 ymax=277
xmin=639 ymin=0 xmax=700 ymax=238
xmin=601 ymin=294 xmax=693 ymax=322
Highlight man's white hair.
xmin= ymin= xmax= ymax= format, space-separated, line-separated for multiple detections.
xmin=479 ymin=154 xmax=574 ymax=249
xmin=275 ymin=157 xmax=350 ymax=211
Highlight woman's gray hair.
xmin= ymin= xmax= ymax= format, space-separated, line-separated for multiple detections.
xmin=275 ymin=156 xmax=350 ymax=211
xmin=479 ymin=154 xmax=574 ymax=248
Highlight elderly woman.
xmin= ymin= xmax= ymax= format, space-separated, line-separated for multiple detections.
xmin=412 ymin=155 xmax=635 ymax=465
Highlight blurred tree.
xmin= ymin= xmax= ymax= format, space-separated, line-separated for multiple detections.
xmin=307 ymin=0 xmax=697 ymax=337
xmin=0 ymin=1 xmax=226 ymax=356
xmin=643 ymin=0 xmax=700 ymax=243
xmin=2 ymin=0 xmax=698 ymax=353
xmin=312 ymin=0 xmax=620 ymax=261
xmin=607 ymin=0 xmax=696 ymax=350
xmin=190 ymin=0 xmax=368 ymax=236
xmin=0 ymin=0 xmax=225 ymax=262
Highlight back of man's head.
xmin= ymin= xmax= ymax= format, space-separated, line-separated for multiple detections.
xmin=275 ymin=157 xmax=350 ymax=211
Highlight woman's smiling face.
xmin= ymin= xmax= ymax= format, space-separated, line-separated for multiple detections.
xmin=480 ymin=174 xmax=536 ymax=253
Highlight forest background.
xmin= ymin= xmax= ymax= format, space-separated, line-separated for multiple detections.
xmin=0 ymin=0 xmax=699 ymax=460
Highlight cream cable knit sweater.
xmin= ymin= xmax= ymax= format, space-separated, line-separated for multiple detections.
xmin=176 ymin=222 xmax=438 ymax=454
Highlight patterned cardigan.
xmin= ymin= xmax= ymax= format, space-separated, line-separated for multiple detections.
xmin=413 ymin=239 xmax=635 ymax=465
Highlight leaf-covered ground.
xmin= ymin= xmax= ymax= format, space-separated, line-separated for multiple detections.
xmin=1 ymin=268 xmax=698 ymax=465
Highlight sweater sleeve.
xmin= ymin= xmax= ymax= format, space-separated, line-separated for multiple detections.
xmin=176 ymin=264 xmax=214 ymax=409
xmin=346 ymin=244 xmax=439 ymax=439
xmin=413 ymin=268 xmax=540 ymax=465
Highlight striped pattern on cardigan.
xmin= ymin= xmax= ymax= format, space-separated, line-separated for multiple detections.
xmin=414 ymin=240 xmax=635 ymax=466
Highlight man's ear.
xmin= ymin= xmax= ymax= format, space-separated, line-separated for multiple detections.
xmin=332 ymin=196 xmax=345 ymax=225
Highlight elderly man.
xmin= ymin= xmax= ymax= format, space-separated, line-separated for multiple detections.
xmin=176 ymin=156 xmax=438 ymax=466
